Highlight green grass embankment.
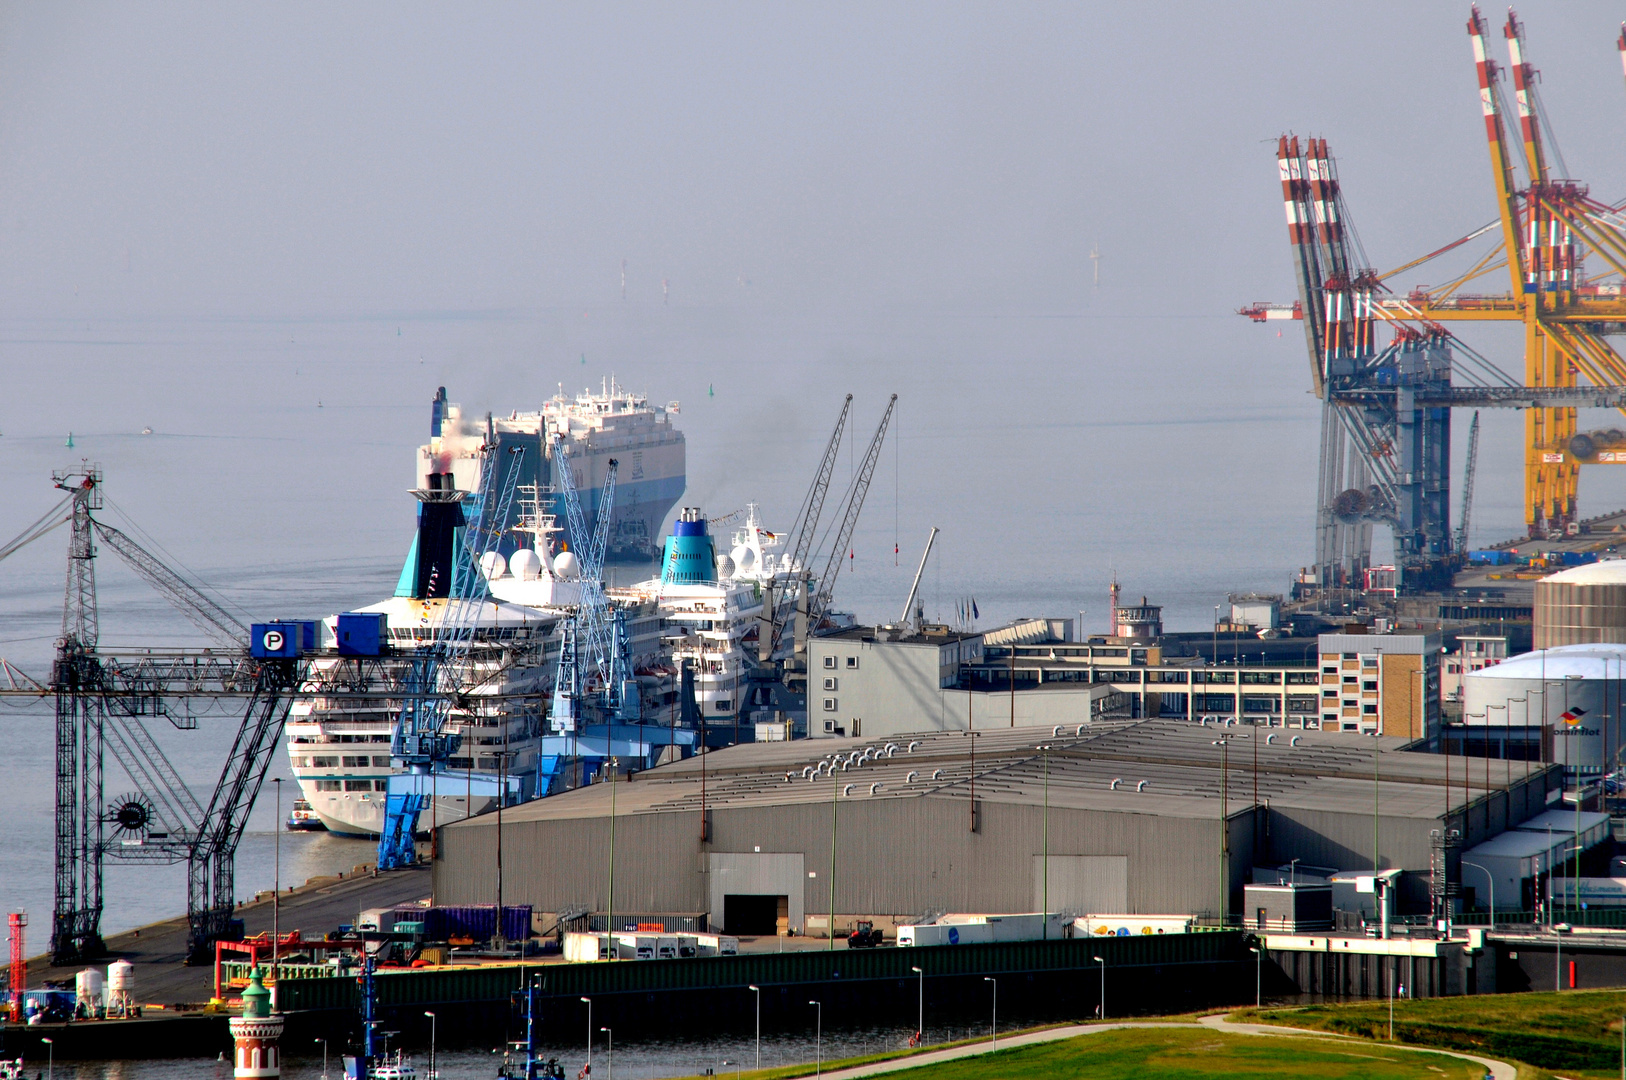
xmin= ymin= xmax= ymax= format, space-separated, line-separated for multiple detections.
xmin=1238 ymin=989 xmax=1626 ymax=1078
xmin=673 ymin=1024 xmax=1495 ymax=1080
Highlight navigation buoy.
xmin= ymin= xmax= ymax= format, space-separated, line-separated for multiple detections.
xmin=708 ymin=383 xmax=714 ymax=397
xmin=65 ymin=432 xmax=74 ymax=447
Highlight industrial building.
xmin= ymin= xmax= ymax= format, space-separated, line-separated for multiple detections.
xmin=432 ymin=718 xmax=1561 ymax=936
xmin=810 ymin=619 xmax=1439 ymax=739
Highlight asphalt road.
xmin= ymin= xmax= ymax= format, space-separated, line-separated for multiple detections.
xmin=28 ymin=864 xmax=432 ymax=1005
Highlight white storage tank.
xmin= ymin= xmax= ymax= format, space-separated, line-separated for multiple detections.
xmin=75 ymin=968 xmax=104 ymax=1014
xmin=106 ymin=958 xmax=134 ymax=993
xmin=1461 ymin=642 xmax=1626 ymax=778
xmin=1534 ymin=561 xmax=1626 ymax=648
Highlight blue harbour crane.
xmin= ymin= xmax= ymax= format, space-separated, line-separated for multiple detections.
xmin=376 ymin=435 xmax=526 ymax=872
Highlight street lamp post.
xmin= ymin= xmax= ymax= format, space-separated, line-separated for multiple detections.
xmin=808 ymin=1000 xmax=822 ymax=1078
xmin=41 ymin=1037 xmax=52 ymax=1080
xmin=581 ymin=997 xmax=592 ymax=1077
xmin=317 ymin=1037 xmax=329 ymax=1080
xmin=600 ymin=1026 xmax=613 ymax=1080
xmin=910 ymin=965 xmax=923 ymax=1047
xmin=608 ymin=755 xmax=619 ymax=952
xmin=1038 ymin=743 xmax=1052 ymax=935
xmin=424 ymin=1011 xmax=437 ymax=1080
xmin=749 ymin=984 xmax=761 ymax=1071
xmin=1094 ymin=955 xmax=1106 ymax=1019
xmin=984 ymin=977 xmax=997 ymax=1048
xmin=1212 ymin=735 xmax=1233 ymax=924
xmin=273 ymin=775 xmax=282 ymax=1008
xmin=1462 ymin=859 xmax=1496 ymax=928
xmin=1249 ymin=946 xmax=1261 ymax=1008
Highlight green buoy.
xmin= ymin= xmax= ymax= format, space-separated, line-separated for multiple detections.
xmin=66 ymin=432 xmax=74 ymax=448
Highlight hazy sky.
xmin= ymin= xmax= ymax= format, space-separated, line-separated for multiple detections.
xmin=2 ymin=1 xmax=1623 ymax=319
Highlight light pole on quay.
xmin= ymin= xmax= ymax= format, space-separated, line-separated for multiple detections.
xmin=984 ymin=977 xmax=997 ymax=1049
xmin=600 ymin=1025 xmax=613 ymax=1080
xmin=41 ymin=1037 xmax=52 ymax=1080
xmin=1095 ymin=955 xmax=1106 ymax=1019
xmin=910 ymin=965 xmax=923 ymax=1047
xmin=749 ymin=984 xmax=761 ymax=1071
xmin=423 ymin=1011 xmax=437 ymax=1079
xmin=580 ymin=996 xmax=593 ymax=1076
xmin=808 ymin=1000 xmax=822 ymax=1078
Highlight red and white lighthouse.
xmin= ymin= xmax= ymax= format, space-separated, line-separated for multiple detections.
xmin=229 ymin=966 xmax=284 ymax=1078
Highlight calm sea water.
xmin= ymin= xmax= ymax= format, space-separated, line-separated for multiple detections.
xmin=0 ymin=303 xmax=1598 ymax=942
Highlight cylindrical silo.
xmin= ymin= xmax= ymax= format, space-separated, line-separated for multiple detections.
xmin=1534 ymin=561 xmax=1626 ymax=648
xmin=1461 ymin=642 xmax=1626 ymax=780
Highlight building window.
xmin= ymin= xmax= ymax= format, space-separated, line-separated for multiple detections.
xmin=373 ymin=755 xmax=392 ymax=767
xmin=311 ymin=755 xmax=339 ymax=768
xmin=342 ymin=755 xmax=370 ymax=768
xmin=1362 ymin=681 xmax=1377 ymax=692
xmin=1322 ymin=688 xmax=1337 ymax=698
xmin=1363 ymin=703 xmax=1378 ymax=714
xmin=375 ymin=780 xmax=389 ymax=791
xmin=823 ymin=697 xmax=838 ymax=711
xmin=715 ymin=699 xmax=732 ymax=712
xmin=823 ymin=655 xmax=837 ymax=669
xmin=314 ymin=780 xmax=342 ymax=792
xmin=824 ymin=677 xmax=838 ymax=691
xmin=344 ymin=780 xmax=373 ymax=792
xmin=846 ymin=656 xmax=859 ymax=669
xmin=823 ymin=720 xmax=837 ymax=733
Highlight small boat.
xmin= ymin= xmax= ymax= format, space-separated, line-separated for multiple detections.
xmin=368 ymin=1050 xmax=418 ymax=1079
xmin=285 ymin=798 xmax=327 ymax=832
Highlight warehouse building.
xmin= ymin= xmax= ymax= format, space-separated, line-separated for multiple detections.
xmin=433 ymin=718 xmax=1559 ymax=936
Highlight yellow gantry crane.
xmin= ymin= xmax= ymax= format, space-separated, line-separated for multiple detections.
xmin=1249 ymin=8 xmax=1626 ymax=543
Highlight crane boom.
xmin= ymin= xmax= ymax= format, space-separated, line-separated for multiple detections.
xmin=771 ymin=395 xmax=852 ymax=654
xmin=91 ymin=521 xmax=247 ymax=650
xmin=810 ymin=395 xmax=897 ymax=627
xmin=1457 ymin=411 xmax=1481 ymax=557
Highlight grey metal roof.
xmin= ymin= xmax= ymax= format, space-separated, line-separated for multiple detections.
xmin=448 ymin=717 xmax=1546 ymax=829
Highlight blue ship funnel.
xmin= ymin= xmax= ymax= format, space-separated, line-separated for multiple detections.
xmin=660 ymin=507 xmax=717 ymax=584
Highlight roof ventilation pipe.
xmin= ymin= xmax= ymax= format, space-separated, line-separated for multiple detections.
xmin=907 ymin=741 xmax=920 ymax=753
xmin=906 ymin=771 xmax=919 ymax=783
xmin=1266 ymin=734 xmax=1277 ymax=745
xmin=885 ymin=743 xmax=897 ymax=757
xmin=1290 ymin=736 xmax=1302 ymax=746
xmin=1109 ymin=778 xmax=1122 ymax=790
xmin=1136 ymin=781 xmax=1148 ymax=792
xmin=869 ymin=783 xmax=881 ymax=795
xmin=1076 ymin=725 xmax=1086 ymax=735
xmin=932 ymin=769 xmax=944 ymax=780
xmin=843 ymin=783 xmax=855 ymax=796
xmin=1053 ymin=726 xmax=1063 ymax=737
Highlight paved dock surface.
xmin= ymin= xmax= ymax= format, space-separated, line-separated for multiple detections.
xmin=28 ymin=864 xmax=432 ymax=1005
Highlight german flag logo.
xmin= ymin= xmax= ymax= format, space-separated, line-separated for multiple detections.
xmin=1562 ymin=707 xmax=1588 ymax=727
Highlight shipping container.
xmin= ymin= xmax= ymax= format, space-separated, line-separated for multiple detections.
xmin=1075 ymin=914 xmax=1196 ymax=937
xmin=694 ymin=934 xmax=738 ymax=957
xmin=897 ymin=922 xmax=993 ymax=947
xmin=938 ymin=912 xmax=1072 ymax=942
xmin=357 ymin=908 xmax=395 ymax=933
xmin=563 ymin=933 xmax=612 ymax=962
xmin=337 ymin=612 xmax=388 ymax=656
xmin=1468 ymin=550 xmax=1513 ymax=565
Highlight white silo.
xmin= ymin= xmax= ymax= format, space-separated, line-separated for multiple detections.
xmin=1461 ymin=642 xmax=1626 ymax=781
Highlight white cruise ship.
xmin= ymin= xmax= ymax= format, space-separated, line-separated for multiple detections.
xmin=613 ymin=505 xmax=802 ymax=725
xmin=286 ymin=596 xmax=558 ymax=837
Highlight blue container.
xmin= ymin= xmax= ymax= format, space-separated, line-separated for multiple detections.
xmin=1468 ymin=550 xmax=1512 ymax=565
xmin=251 ymin=622 xmax=303 ymax=658
xmin=337 ymin=612 xmax=388 ymax=656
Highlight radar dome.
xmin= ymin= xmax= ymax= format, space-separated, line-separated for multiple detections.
xmin=730 ymin=544 xmax=756 ymax=573
xmin=509 ymin=549 xmax=542 ymax=581
xmin=479 ymin=551 xmax=507 ymax=580
xmin=715 ymin=553 xmax=736 ymax=578
xmin=554 ymin=551 xmax=581 ymax=580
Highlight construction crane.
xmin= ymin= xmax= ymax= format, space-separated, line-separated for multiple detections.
xmin=806 ymin=395 xmax=898 ymax=635
xmin=1247 ymin=9 xmax=1626 ymax=561
xmin=376 ymin=440 xmax=526 ymax=871
xmin=769 ymin=395 xmax=852 ymax=656
xmin=550 ymin=435 xmax=618 ymax=702
xmin=1457 ymin=411 xmax=1482 ymax=557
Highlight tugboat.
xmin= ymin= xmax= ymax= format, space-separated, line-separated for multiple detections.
xmin=285 ymin=798 xmax=326 ymax=831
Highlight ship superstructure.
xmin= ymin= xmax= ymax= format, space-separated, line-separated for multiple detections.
xmin=422 ymin=379 xmax=685 ymax=563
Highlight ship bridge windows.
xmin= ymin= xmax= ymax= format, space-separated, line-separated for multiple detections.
xmin=311 ymin=756 xmax=339 ymax=768
xmin=341 ymin=755 xmax=372 ymax=768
